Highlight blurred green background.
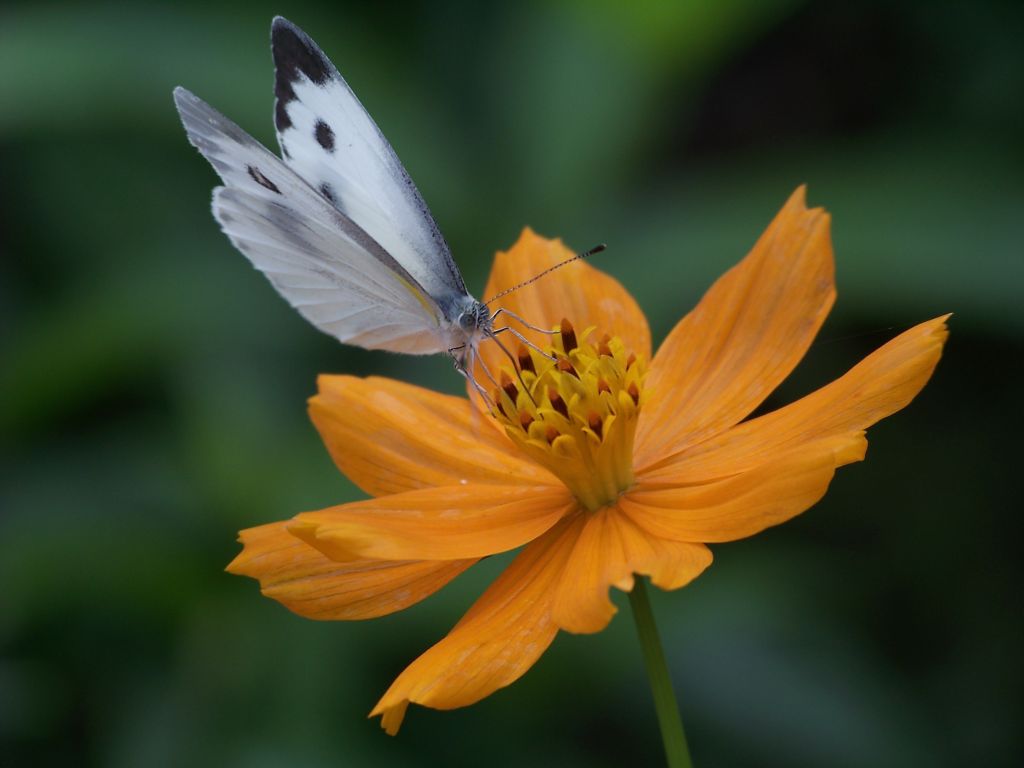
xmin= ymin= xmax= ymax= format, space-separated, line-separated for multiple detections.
xmin=2 ymin=0 xmax=1022 ymax=766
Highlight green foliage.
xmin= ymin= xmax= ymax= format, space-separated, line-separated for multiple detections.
xmin=2 ymin=0 xmax=1021 ymax=766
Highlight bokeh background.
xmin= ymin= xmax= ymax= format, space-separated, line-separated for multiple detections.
xmin=2 ymin=1 xmax=1022 ymax=766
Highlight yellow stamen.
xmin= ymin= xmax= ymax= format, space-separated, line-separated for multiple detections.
xmin=492 ymin=319 xmax=647 ymax=511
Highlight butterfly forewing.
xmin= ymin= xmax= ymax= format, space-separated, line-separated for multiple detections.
xmin=270 ymin=17 xmax=468 ymax=305
xmin=173 ymin=86 xmax=445 ymax=354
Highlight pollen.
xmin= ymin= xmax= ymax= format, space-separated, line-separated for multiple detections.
xmin=492 ymin=320 xmax=647 ymax=511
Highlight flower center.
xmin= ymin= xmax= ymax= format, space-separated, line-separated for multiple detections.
xmin=491 ymin=320 xmax=646 ymax=511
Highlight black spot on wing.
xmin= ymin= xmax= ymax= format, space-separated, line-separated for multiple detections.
xmin=319 ymin=182 xmax=347 ymax=216
xmin=314 ymin=119 xmax=335 ymax=151
xmin=247 ymin=165 xmax=281 ymax=193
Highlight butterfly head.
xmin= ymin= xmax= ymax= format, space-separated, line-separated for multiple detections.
xmin=457 ymin=298 xmax=492 ymax=337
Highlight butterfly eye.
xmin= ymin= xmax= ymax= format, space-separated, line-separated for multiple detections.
xmin=458 ymin=312 xmax=477 ymax=331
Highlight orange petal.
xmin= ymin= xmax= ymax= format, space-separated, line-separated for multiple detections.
xmin=290 ymin=484 xmax=576 ymax=562
xmin=370 ymin=516 xmax=584 ymax=735
xmin=623 ymin=433 xmax=867 ymax=543
xmin=639 ymin=315 xmax=950 ymax=484
xmin=635 ymin=187 xmax=835 ymax=466
xmin=471 ymin=228 xmax=651 ymax=403
xmin=226 ymin=522 xmax=475 ymax=620
xmin=551 ymin=506 xmax=712 ymax=634
xmin=310 ymin=374 xmax=556 ymax=497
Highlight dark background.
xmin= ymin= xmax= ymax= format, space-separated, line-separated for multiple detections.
xmin=2 ymin=1 xmax=1022 ymax=766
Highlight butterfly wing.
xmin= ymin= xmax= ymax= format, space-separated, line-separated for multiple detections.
xmin=270 ymin=17 xmax=469 ymax=306
xmin=174 ymin=86 xmax=447 ymax=354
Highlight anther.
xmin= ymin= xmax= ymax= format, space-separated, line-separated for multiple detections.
xmin=517 ymin=344 xmax=535 ymax=374
xmin=588 ymin=412 xmax=604 ymax=440
xmin=548 ymin=388 xmax=569 ymax=418
xmin=627 ymin=381 xmax=640 ymax=405
xmin=519 ymin=411 xmax=534 ymax=430
xmin=597 ymin=378 xmax=611 ymax=395
xmin=597 ymin=334 xmax=613 ymax=358
xmin=500 ymin=372 xmax=519 ymax=402
xmin=556 ymin=357 xmax=579 ymax=379
xmin=626 ymin=352 xmax=637 ymax=369
xmin=559 ymin=318 xmax=577 ymax=353
xmin=544 ymin=425 xmax=560 ymax=445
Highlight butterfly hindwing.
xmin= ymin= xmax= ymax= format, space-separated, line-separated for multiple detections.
xmin=270 ymin=17 xmax=468 ymax=306
xmin=173 ymin=86 xmax=444 ymax=354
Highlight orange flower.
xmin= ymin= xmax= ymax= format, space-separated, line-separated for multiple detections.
xmin=227 ymin=187 xmax=948 ymax=735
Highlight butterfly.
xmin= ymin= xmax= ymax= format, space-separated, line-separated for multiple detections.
xmin=173 ymin=16 xmax=564 ymax=399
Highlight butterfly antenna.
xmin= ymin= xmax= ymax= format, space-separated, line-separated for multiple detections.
xmin=484 ymin=244 xmax=606 ymax=305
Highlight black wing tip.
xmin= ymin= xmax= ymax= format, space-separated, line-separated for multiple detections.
xmin=271 ymin=16 xmax=298 ymax=35
xmin=271 ymin=16 xmax=335 ymax=133
xmin=271 ymin=16 xmax=333 ymax=86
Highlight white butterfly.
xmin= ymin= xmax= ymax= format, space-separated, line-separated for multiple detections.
xmin=173 ymin=16 xmax=547 ymax=396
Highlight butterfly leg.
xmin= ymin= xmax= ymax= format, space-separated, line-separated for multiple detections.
xmin=484 ymin=331 xmax=539 ymax=406
xmin=490 ymin=307 xmax=559 ymax=336
xmin=491 ymin=325 xmax=557 ymax=362
xmin=474 ymin=351 xmax=501 ymax=391
xmin=450 ymin=345 xmax=497 ymax=415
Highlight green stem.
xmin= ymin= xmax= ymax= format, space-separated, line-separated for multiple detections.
xmin=628 ymin=576 xmax=694 ymax=768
